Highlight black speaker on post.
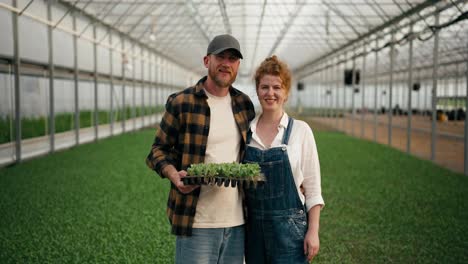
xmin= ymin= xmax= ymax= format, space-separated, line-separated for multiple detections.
xmin=412 ymin=83 xmax=421 ymax=91
xmin=344 ymin=70 xmax=353 ymax=85
xmin=297 ymin=82 xmax=304 ymax=91
xmin=344 ymin=69 xmax=360 ymax=85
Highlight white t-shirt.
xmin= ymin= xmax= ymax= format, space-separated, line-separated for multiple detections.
xmin=248 ymin=112 xmax=325 ymax=212
xmin=193 ymin=89 xmax=244 ymax=228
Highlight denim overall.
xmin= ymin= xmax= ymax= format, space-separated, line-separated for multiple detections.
xmin=244 ymin=117 xmax=308 ymax=264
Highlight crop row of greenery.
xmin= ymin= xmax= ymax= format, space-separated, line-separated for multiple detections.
xmin=0 ymin=105 xmax=164 ymax=144
xmin=0 ymin=129 xmax=467 ymax=262
xmin=187 ymin=162 xmax=262 ymax=179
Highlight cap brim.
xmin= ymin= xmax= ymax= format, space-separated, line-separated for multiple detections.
xmin=210 ymin=47 xmax=243 ymax=59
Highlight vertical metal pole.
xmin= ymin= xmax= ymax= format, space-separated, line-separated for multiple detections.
xmin=342 ymin=52 xmax=347 ymax=132
xmin=73 ymin=12 xmax=79 ymax=145
xmin=430 ymin=12 xmax=440 ymax=161
xmin=424 ymin=75 xmax=428 ymax=116
xmin=325 ymin=63 xmax=329 ymax=118
xmin=361 ymin=44 xmax=366 ymax=138
xmin=324 ymin=67 xmax=327 ymax=117
xmin=317 ymin=71 xmax=320 ymax=117
xmin=388 ymin=31 xmax=395 ymax=146
xmin=407 ymin=23 xmax=414 ymax=154
xmin=327 ymin=63 xmax=331 ymax=118
xmin=93 ymin=23 xmax=99 ymax=141
xmin=149 ymin=55 xmax=153 ymax=124
xmin=163 ymin=59 xmax=166 ymax=115
xmin=156 ymin=56 xmax=159 ymax=110
xmin=109 ymin=31 xmax=114 ymax=135
xmin=93 ymin=21 xmax=99 ymax=141
xmin=155 ymin=56 xmax=159 ymax=115
xmin=416 ymin=69 xmax=420 ymax=114
xmin=329 ymin=61 xmax=332 ymax=118
xmin=335 ymin=56 xmax=340 ymax=128
xmin=454 ymin=63 xmax=459 ymax=121
xmin=47 ymin=1 xmax=55 ymax=152
xmin=373 ymin=38 xmax=379 ymax=142
xmin=316 ymin=67 xmax=320 ymax=117
xmin=464 ymin=59 xmax=468 ymax=176
xmin=351 ymin=49 xmax=356 ymax=136
xmin=141 ymin=49 xmax=145 ymax=127
xmin=322 ymin=65 xmax=325 ymax=117
xmin=132 ymin=45 xmax=136 ymax=131
xmin=12 ymin=0 xmax=21 ymax=162
xmin=121 ymin=34 xmax=126 ymax=133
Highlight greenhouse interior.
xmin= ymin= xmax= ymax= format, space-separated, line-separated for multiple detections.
xmin=0 ymin=0 xmax=467 ymax=263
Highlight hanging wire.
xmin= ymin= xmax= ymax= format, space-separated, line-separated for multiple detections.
xmin=449 ymin=0 xmax=464 ymax=14
xmin=366 ymin=10 xmax=468 ymax=54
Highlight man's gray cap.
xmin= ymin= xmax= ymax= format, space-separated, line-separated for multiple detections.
xmin=207 ymin=34 xmax=243 ymax=59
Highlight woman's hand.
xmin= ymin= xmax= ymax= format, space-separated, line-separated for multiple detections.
xmin=304 ymin=229 xmax=319 ymax=262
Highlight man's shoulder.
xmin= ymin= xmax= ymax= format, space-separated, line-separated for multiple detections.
xmin=168 ymin=85 xmax=199 ymax=103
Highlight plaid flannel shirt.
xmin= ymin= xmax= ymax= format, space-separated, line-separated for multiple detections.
xmin=146 ymin=76 xmax=255 ymax=236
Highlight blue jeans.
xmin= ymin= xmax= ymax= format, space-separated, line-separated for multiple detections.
xmin=175 ymin=225 xmax=245 ymax=264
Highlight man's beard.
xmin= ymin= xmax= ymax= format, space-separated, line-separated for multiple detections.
xmin=209 ymin=66 xmax=237 ymax=88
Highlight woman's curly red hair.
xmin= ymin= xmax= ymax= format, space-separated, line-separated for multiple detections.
xmin=254 ymin=55 xmax=291 ymax=95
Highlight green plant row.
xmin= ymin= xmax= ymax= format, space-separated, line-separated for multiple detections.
xmin=187 ymin=162 xmax=261 ymax=179
xmin=0 ymin=105 xmax=165 ymax=144
xmin=1 ymin=129 xmax=468 ymax=262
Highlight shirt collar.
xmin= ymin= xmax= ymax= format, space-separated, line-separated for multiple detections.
xmin=250 ymin=112 xmax=289 ymax=132
xmin=279 ymin=112 xmax=289 ymax=129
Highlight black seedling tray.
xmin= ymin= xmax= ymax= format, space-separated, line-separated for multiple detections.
xmin=182 ymin=176 xmax=265 ymax=188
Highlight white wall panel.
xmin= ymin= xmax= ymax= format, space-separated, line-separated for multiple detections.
xmin=52 ymin=5 xmax=73 ymax=68
xmin=20 ymin=75 xmax=49 ymax=118
xmin=134 ymin=46 xmax=142 ymax=80
xmin=78 ymin=81 xmax=94 ymax=111
xmin=121 ymin=39 xmax=132 ymax=78
xmin=151 ymin=53 xmax=156 ymax=83
xmin=0 ymin=0 xmax=13 ymax=57
xmin=96 ymin=26 xmax=110 ymax=75
xmin=144 ymin=87 xmax=150 ymax=109
xmin=76 ymin=16 xmax=94 ymax=72
xmin=0 ymin=72 xmax=14 ymax=117
xmin=112 ymin=33 xmax=122 ymax=78
xmin=77 ymin=38 xmax=94 ymax=72
xmin=54 ymin=79 xmax=74 ymax=113
xmin=134 ymin=86 xmax=143 ymax=107
xmin=98 ymin=83 xmax=111 ymax=110
xmin=143 ymin=49 xmax=150 ymax=82
xmin=18 ymin=0 xmax=48 ymax=63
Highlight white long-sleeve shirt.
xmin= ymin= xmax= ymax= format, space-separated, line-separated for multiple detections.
xmin=248 ymin=112 xmax=325 ymax=212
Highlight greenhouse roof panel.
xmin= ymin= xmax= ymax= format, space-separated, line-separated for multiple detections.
xmin=54 ymin=0 xmax=467 ymax=78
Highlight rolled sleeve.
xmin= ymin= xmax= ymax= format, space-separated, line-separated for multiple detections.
xmin=146 ymin=95 xmax=180 ymax=178
xmin=301 ymin=124 xmax=325 ymax=212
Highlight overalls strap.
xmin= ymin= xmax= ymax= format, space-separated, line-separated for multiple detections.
xmin=281 ymin=117 xmax=294 ymax=145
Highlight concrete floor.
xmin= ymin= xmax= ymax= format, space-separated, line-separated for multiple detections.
xmin=300 ymin=113 xmax=465 ymax=175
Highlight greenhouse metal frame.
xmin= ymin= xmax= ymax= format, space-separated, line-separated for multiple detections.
xmin=0 ymin=0 xmax=467 ymax=174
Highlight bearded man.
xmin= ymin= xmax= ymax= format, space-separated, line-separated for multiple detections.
xmin=146 ymin=34 xmax=255 ymax=264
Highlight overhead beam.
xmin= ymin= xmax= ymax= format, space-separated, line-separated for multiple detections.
xmin=248 ymin=0 xmax=267 ymax=73
xmin=218 ymin=0 xmax=232 ymax=34
xmin=57 ymin=0 xmax=196 ymax=74
xmin=294 ymin=0 xmax=443 ymax=74
xmin=185 ymin=0 xmax=211 ymax=43
xmin=268 ymin=1 xmax=306 ymax=56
